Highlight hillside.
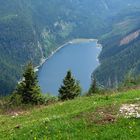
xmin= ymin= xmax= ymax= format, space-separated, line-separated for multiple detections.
xmin=0 ymin=0 xmax=108 ymax=94
xmin=94 ymin=8 xmax=140 ymax=87
xmin=0 ymin=89 xmax=140 ymax=139
xmin=1 ymin=0 xmax=140 ymax=94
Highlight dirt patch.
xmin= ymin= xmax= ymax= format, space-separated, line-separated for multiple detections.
xmin=74 ymin=104 xmax=118 ymax=125
xmin=120 ymin=104 xmax=140 ymax=118
xmin=95 ymin=115 xmax=116 ymax=124
xmin=7 ymin=110 xmax=29 ymax=117
xmin=88 ymin=105 xmax=118 ymax=125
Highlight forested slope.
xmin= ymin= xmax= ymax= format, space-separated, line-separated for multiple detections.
xmin=94 ymin=8 xmax=140 ymax=87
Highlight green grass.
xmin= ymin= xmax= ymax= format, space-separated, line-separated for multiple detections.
xmin=0 ymin=89 xmax=140 ymax=140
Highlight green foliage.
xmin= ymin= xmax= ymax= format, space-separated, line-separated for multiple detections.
xmin=9 ymin=93 xmax=22 ymax=106
xmin=118 ymin=72 xmax=140 ymax=91
xmin=88 ymin=77 xmax=99 ymax=95
xmin=58 ymin=70 xmax=81 ymax=101
xmin=41 ymin=94 xmax=58 ymax=105
xmin=122 ymin=72 xmax=136 ymax=87
xmin=94 ymin=9 xmax=140 ymax=88
xmin=14 ymin=62 xmax=42 ymax=105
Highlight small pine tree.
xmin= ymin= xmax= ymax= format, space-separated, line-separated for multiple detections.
xmin=58 ymin=70 xmax=81 ymax=101
xmin=15 ymin=62 xmax=42 ymax=104
xmin=88 ymin=77 xmax=98 ymax=95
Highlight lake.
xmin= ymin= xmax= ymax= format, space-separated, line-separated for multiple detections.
xmin=38 ymin=40 xmax=101 ymax=96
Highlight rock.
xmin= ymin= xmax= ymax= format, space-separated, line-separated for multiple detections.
xmin=120 ymin=104 xmax=140 ymax=118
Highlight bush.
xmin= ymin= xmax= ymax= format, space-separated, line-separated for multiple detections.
xmin=41 ymin=94 xmax=58 ymax=105
xmin=9 ymin=93 xmax=22 ymax=106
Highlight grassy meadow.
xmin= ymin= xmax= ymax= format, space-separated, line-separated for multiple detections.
xmin=0 ymin=89 xmax=140 ymax=140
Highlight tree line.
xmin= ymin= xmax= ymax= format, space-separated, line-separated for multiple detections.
xmin=11 ymin=62 xmax=98 ymax=105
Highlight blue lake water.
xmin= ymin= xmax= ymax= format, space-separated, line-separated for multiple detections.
xmin=38 ymin=41 xmax=101 ymax=96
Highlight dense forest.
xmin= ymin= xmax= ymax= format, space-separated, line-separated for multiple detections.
xmin=0 ymin=0 xmax=140 ymax=95
xmin=94 ymin=8 xmax=140 ymax=87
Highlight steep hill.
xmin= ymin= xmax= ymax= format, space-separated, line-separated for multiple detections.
xmin=0 ymin=89 xmax=140 ymax=139
xmin=94 ymin=8 xmax=140 ymax=87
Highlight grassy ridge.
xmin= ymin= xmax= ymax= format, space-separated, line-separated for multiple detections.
xmin=0 ymin=89 xmax=140 ymax=139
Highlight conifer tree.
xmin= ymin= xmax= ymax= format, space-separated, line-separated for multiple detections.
xmin=58 ymin=70 xmax=81 ymax=101
xmin=88 ymin=77 xmax=98 ymax=95
xmin=15 ymin=62 xmax=42 ymax=104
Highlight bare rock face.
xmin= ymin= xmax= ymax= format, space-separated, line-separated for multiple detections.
xmin=120 ymin=29 xmax=140 ymax=46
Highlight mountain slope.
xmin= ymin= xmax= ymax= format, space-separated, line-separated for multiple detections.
xmin=0 ymin=1 xmax=43 ymax=94
xmin=94 ymin=9 xmax=140 ymax=87
xmin=0 ymin=89 xmax=140 ymax=139
xmin=0 ymin=0 xmax=109 ymax=95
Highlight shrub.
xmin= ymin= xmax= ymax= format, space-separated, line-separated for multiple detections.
xmin=41 ymin=94 xmax=58 ymax=105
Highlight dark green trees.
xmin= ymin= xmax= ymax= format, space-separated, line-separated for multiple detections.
xmin=15 ymin=63 xmax=42 ymax=104
xmin=88 ymin=77 xmax=98 ymax=95
xmin=58 ymin=70 xmax=81 ymax=101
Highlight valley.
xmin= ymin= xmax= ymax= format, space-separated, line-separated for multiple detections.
xmin=1 ymin=1 xmax=140 ymax=139
xmin=0 ymin=0 xmax=140 ymax=95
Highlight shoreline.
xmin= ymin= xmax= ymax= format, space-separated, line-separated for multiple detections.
xmin=34 ymin=38 xmax=102 ymax=72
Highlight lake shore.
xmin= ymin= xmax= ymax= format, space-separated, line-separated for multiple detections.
xmin=35 ymin=38 xmax=101 ymax=72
